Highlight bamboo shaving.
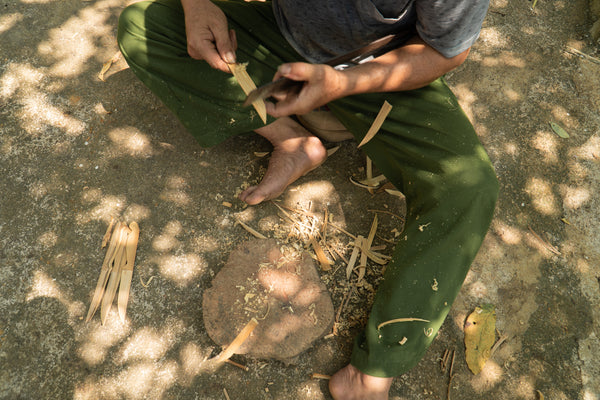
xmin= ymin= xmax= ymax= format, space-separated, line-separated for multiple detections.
xmin=214 ymin=318 xmax=259 ymax=364
xmin=357 ymin=101 xmax=392 ymax=148
xmin=385 ymin=189 xmax=403 ymax=197
xmin=360 ymin=174 xmax=386 ymax=186
xmin=101 ymin=217 xmax=116 ymax=248
xmin=254 ymin=151 xmax=269 ymax=157
xmin=223 ymin=388 xmax=231 ymax=400
xmin=377 ymin=317 xmax=430 ymax=330
xmin=349 ymin=176 xmax=379 ymax=190
xmin=236 ymin=219 xmax=267 ymax=239
xmin=327 ymin=146 xmax=341 ymax=157
xmin=228 ymin=63 xmax=267 ymax=124
xmin=140 ymin=275 xmax=155 ymax=288
xmin=310 ymin=237 xmax=332 ymax=270
xmin=98 ymin=52 xmax=121 ymax=82
xmin=345 ymin=236 xmax=363 ymax=279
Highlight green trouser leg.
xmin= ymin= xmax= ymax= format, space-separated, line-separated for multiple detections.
xmin=118 ymin=0 xmax=499 ymax=378
xmin=328 ymin=88 xmax=499 ymax=377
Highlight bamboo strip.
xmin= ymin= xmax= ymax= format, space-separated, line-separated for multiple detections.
xmin=214 ymin=318 xmax=259 ymax=364
xmin=228 ymin=63 xmax=267 ymax=124
xmin=357 ymin=101 xmax=392 ymax=148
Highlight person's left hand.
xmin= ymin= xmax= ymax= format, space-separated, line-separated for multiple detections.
xmin=266 ymin=62 xmax=346 ymax=117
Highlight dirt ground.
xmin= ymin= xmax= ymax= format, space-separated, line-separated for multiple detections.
xmin=1 ymin=0 xmax=599 ymax=399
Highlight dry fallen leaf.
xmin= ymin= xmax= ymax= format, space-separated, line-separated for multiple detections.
xmin=464 ymin=304 xmax=496 ymax=374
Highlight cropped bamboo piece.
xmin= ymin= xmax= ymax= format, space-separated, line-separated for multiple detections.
xmin=101 ymin=224 xmax=131 ymax=325
xmin=228 ymin=63 xmax=267 ymax=124
xmin=118 ymin=222 xmax=140 ymax=322
xmin=86 ymin=221 xmax=124 ymax=322
xmin=357 ymin=100 xmax=392 ymax=148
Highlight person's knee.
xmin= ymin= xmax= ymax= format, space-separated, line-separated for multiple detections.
xmin=117 ymin=3 xmax=146 ymax=61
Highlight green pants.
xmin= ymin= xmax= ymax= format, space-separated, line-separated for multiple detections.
xmin=118 ymin=0 xmax=499 ymax=378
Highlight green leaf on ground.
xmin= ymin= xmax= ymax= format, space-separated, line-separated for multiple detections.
xmin=464 ymin=304 xmax=496 ymax=374
xmin=550 ymin=122 xmax=570 ymax=138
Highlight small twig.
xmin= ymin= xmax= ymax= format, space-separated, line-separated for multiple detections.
xmin=447 ymin=349 xmax=455 ymax=400
xmin=236 ymin=219 xmax=267 ymax=239
xmin=223 ymin=388 xmax=231 ymax=400
xmin=490 ymin=333 xmax=509 ymax=356
xmin=528 ymin=226 xmax=561 ymax=255
xmin=564 ymin=47 xmax=600 ymax=65
xmin=225 ymin=359 xmax=249 ymax=372
xmin=328 ymin=222 xmax=357 ymax=240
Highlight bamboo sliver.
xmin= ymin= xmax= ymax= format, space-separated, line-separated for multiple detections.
xmin=86 ymin=221 xmax=125 ymax=322
xmin=100 ymin=225 xmax=130 ymax=325
xmin=118 ymin=222 xmax=140 ymax=322
xmin=214 ymin=318 xmax=259 ymax=364
xmin=357 ymin=101 xmax=392 ymax=148
xmin=228 ymin=63 xmax=267 ymax=124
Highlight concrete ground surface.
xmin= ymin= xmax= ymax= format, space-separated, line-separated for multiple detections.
xmin=1 ymin=0 xmax=599 ymax=399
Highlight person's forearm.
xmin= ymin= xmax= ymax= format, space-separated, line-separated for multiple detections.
xmin=338 ymin=37 xmax=469 ymax=97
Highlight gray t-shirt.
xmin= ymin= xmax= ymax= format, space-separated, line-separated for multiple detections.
xmin=272 ymin=0 xmax=489 ymax=63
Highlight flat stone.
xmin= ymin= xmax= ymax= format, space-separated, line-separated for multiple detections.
xmin=203 ymin=239 xmax=334 ymax=361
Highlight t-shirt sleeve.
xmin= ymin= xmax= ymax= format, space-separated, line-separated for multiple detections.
xmin=415 ymin=0 xmax=490 ymax=58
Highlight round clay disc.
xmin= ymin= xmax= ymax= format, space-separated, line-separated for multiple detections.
xmin=203 ymin=238 xmax=334 ymax=361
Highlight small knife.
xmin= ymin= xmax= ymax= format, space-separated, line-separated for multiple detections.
xmin=243 ymin=32 xmax=412 ymax=107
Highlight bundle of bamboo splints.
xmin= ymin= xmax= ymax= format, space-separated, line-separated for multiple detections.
xmin=86 ymin=220 xmax=140 ymax=325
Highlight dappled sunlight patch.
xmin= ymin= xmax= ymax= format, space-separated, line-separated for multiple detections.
xmin=531 ymin=130 xmax=559 ymax=163
xmin=287 ymin=180 xmax=336 ymax=206
xmin=26 ymin=269 xmax=86 ymax=321
xmin=503 ymin=141 xmax=519 ymax=156
xmin=513 ymin=374 xmax=536 ymax=399
xmin=78 ymin=319 xmax=131 ymax=366
xmin=468 ymin=360 xmax=504 ymax=392
xmin=123 ymin=203 xmax=151 ymax=222
xmin=571 ymin=134 xmax=600 ymax=160
xmin=74 ymin=360 xmax=179 ymax=400
xmin=480 ymin=51 xmax=526 ymax=68
xmin=159 ymin=175 xmax=192 ymax=206
xmin=0 ymin=12 xmax=23 ymax=34
xmin=467 ymin=280 xmax=489 ymax=299
xmin=108 ymin=127 xmax=154 ymax=158
xmin=37 ymin=230 xmax=58 ymax=248
xmin=20 ymin=91 xmax=86 ymax=135
xmin=296 ymin=380 xmax=327 ymax=400
xmin=77 ymin=194 xmax=126 ymax=223
xmin=0 ymin=63 xmax=44 ymax=99
xmin=550 ymin=105 xmax=578 ymax=130
xmin=492 ymin=220 xmax=522 ymax=245
xmin=452 ymin=83 xmax=477 ymax=122
xmin=154 ymin=253 xmax=207 ymax=287
xmin=116 ymin=320 xmax=184 ymax=364
xmin=36 ymin=0 xmax=117 ymax=77
xmin=559 ymin=185 xmax=590 ymax=210
xmin=190 ymin=234 xmax=220 ymax=253
xmin=477 ymin=27 xmax=508 ymax=49
xmin=524 ymin=177 xmax=559 ymax=216
xmin=179 ymin=342 xmax=212 ymax=385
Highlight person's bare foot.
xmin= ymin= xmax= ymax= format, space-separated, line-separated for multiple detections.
xmin=239 ymin=117 xmax=327 ymax=205
xmin=329 ymin=364 xmax=393 ymax=400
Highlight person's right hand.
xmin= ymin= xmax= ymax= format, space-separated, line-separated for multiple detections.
xmin=181 ymin=0 xmax=237 ymax=73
